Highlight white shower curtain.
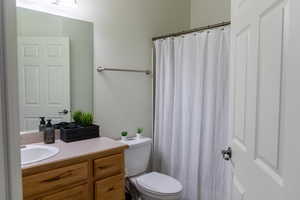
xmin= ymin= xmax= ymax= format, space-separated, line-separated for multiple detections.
xmin=153 ymin=27 xmax=231 ymax=200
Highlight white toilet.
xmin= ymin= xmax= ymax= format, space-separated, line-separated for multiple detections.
xmin=121 ymin=137 xmax=183 ymax=200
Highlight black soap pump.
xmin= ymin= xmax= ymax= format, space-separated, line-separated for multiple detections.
xmin=44 ymin=119 xmax=55 ymax=144
xmin=39 ymin=117 xmax=46 ymax=132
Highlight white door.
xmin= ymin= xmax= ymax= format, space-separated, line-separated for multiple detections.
xmin=230 ymin=0 xmax=300 ymax=199
xmin=18 ymin=37 xmax=70 ymax=132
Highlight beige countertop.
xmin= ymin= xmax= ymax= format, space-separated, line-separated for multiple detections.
xmin=21 ymin=137 xmax=128 ymax=169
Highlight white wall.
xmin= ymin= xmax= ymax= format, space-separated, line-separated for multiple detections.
xmin=190 ymin=0 xmax=231 ymax=28
xmin=17 ymin=0 xmax=190 ymax=139
xmin=92 ymin=0 xmax=190 ymax=138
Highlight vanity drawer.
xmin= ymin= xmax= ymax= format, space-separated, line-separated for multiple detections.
xmin=95 ymin=174 xmax=125 ymax=200
xmin=23 ymin=162 xmax=88 ymax=198
xmin=94 ymin=153 xmax=123 ymax=179
xmin=26 ymin=184 xmax=88 ymax=200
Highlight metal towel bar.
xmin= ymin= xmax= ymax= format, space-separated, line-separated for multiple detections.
xmin=97 ymin=66 xmax=151 ymax=75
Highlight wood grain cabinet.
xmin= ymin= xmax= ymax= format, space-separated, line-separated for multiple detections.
xmin=30 ymin=184 xmax=89 ymax=200
xmin=22 ymin=148 xmax=127 ymax=200
xmin=95 ymin=174 xmax=125 ymax=200
xmin=94 ymin=154 xmax=123 ymax=179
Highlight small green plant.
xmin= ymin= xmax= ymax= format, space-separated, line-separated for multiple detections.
xmin=72 ymin=111 xmax=83 ymax=124
xmin=80 ymin=112 xmax=93 ymax=127
xmin=137 ymin=128 xmax=144 ymax=134
xmin=121 ymin=131 xmax=128 ymax=137
xmin=72 ymin=111 xmax=93 ymax=127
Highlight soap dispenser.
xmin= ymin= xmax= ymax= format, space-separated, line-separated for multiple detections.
xmin=39 ymin=117 xmax=46 ymax=132
xmin=44 ymin=119 xmax=55 ymax=144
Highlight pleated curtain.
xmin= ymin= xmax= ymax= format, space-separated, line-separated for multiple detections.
xmin=153 ymin=27 xmax=232 ymax=200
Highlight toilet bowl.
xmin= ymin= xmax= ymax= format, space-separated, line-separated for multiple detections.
xmin=130 ymin=172 xmax=182 ymax=200
xmin=120 ymin=137 xmax=183 ymax=200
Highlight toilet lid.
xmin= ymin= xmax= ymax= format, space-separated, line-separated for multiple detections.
xmin=136 ymin=172 xmax=183 ymax=195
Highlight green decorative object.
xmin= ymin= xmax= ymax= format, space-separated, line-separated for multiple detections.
xmin=72 ymin=111 xmax=83 ymax=124
xmin=121 ymin=131 xmax=128 ymax=141
xmin=121 ymin=131 xmax=128 ymax=136
xmin=72 ymin=111 xmax=93 ymax=127
xmin=137 ymin=128 xmax=144 ymax=134
xmin=136 ymin=128 xmax=143 ymax=139
xmin=61 ymin=111 xmax=98 ymax=143
xmin=80 ymin=112 xmax=94 ymax=127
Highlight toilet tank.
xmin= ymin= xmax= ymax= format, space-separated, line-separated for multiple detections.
xmin=120 ymin=137 xmax=152 ymax=177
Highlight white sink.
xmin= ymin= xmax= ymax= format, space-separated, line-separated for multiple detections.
xmin=21 ymin=145 xmax=59 ymax=165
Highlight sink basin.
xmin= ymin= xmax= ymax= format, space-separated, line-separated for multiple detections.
xmin=21 ymin=145 xmax=59 ymax=165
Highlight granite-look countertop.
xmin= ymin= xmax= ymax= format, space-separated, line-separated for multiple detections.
xmin=21 ymin=137 xmax=128 ymax=169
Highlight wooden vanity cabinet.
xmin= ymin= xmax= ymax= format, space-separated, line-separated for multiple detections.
xmin=94 ymin=153 xmax=123 ymax=179
xmin=95 ymin=174 xmax=125 ymax=200
xmin=22 ymin=148 xmax=127 ymax=200
xmin=35 ymin=184 xmax=89 ymax=200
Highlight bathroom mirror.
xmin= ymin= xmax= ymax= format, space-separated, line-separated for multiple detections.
xmin=17 ymin=8 xmax=94 ymax=133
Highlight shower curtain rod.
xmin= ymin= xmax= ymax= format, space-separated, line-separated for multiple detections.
xmin=152 ymin=21 xmax=231 ymax=41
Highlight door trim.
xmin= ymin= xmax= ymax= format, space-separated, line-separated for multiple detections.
xmin=0 ymin=0 xmax=23 ymax=199
xmin=0 ymin=0 xmax=9 ymax=197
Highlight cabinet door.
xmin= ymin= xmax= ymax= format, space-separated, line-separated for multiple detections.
xmin=95 ymin=174 xmax=125 ymax=200
xmin=94 ymin=154 xmax=123 ymax=179
xmin=23 ymin=162 xmax=88 ymax=198
xmin=27 ymin=184 xmax=88 ymax=200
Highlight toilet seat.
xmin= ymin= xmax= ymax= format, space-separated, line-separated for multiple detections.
xmin=135 ymin=172 xmax=183 ymax=197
